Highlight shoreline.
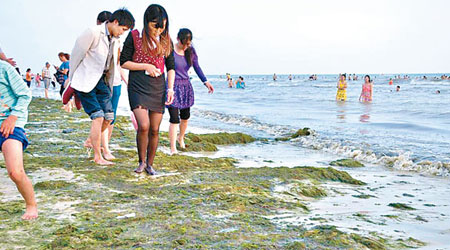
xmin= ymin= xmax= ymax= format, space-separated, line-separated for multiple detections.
xmin=0 ymin=98 xmax=431 ymax=249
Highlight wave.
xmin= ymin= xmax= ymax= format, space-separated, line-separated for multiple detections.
xmin=193 ymin=108 xmax=450 ymax=177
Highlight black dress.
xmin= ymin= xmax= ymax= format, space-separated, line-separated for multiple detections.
xmin=120 ymin=30 xmax=175 ymax=113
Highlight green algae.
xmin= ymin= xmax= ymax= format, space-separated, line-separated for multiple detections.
xmin=330 ymin=158 xmax=365 ymax=168
xmin=388 ymin=203 xmax=416 ymax=210
xmin=290 ymin=183 xmax=327 ymax=198
xmin=301 ymin=225 xmax=387 ymax=249
xmin=34 ymin=180 xmax=72 ymax=190
xmin=0 ymin=98 xmax=416 ymax=249
xmin=176 ymin=132 xmax=256 ymax=152
xmin=276 ymin=128 xmax=311 ymax=141
xmin=352 ymin=194 xmax=376 ymax=199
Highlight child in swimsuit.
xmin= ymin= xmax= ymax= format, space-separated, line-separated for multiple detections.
xmin=336 ymin=74 xmax=347 ymax=101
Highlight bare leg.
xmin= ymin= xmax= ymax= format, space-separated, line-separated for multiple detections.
xmin=178 ymin=119 xmax=188 ymax=149
xmin=169 ymin=123 xmax=178 ymax=154
xmin=3 ymin=139 xmax=38 ymax=220
xmin=147 ymin=111 xmax=163 ymax=166
xmin=101 ymin=122 xmax=115 ymax=160
xmin=44 ymin=89 xmax=48 ymax=99
xmin=108 ymin=124 xmax=114 ymax=142
xmin=91 ymin=117 xmax=113 ymax=165
xmin=133 ymin=108 xmax=150 ymax=170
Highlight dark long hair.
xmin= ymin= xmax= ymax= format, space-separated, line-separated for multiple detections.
xmin=142 ymin=4 xmax=172 ymax=57
xmin=178 ymin=28 xmax=193 ymax=66
xmin=364 ymin=75 xmax=371 ymax=83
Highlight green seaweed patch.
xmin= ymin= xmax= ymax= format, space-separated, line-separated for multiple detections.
xmin=178 ymin=132 xmax=256 ymax=152
xmin=34 ymin=180 xmax=72 ymax=190
xmin=396 ymin=237 xmax=426 ymax=248
xmin=276 ymin=128 xmax=311 ymax=141
xmin=330 ymin=159 xmax=365 ymax=168
xmin=423 ymin=204 xmax=436 ymax=207
xmin=352 ymin=194 xmax=376 ymax=199
xmin=301 ymin=225 xmax=386 ymax=249
xmin=388 ymin=203 xmax=416 ymax=210
xmin=0 ymin=201 xmax=24 ymax=216
xmin=290 ymin=183 xmax=327 ymax=198
xmin=285 ymin=241 xmax=306 ymax=249
xmin=415 ymin=216 xmax=428 ymax=222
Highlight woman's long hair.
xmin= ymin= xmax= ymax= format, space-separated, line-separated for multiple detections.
xmin=142 ymin=4 xmax=172 ymax=57
xmin=178 ymin=28 xmax=193 ymax=66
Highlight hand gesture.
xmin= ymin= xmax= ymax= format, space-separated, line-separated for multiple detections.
xmin=204 ymin=81 xmax=214 ymax=94
xmin=145 ymin=64 xmax=161 ymax=77
xmin=0 ymin=115 xmax=17 ymax=138
xmin=165 ymin=89 xmax=174 ymax=105
xmin=6 ymin=58 xmax=16 ymax=67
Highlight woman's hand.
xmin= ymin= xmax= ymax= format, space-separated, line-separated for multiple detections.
xmin=165 ymin=89 xmax=174 ymax=105
xmin=204 ymin=81 xmax=214 ymax=94
xmin=145 ymin=64 xmax=161 ymax=77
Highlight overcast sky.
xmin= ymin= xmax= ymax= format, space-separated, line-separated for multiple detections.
xmin=0 ymin=0 xmax=449 ymax=75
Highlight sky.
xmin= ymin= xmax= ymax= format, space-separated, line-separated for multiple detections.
xmin=0 ymin=0 xmax=449 ymax=75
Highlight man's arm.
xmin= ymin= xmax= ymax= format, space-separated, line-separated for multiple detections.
xmin=69 ymin=28 xmax=96 ymax=82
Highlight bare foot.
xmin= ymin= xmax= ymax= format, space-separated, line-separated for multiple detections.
xmin=170 ymin=149 xmax=178 ymax=155
xmin=103 ymin=152 xmax=116 ymax=161
xmin=22 ymin=205 xmax=38 ymax=220
xmin=83 ymin=140 xmax=93 ymax=148
xmin=94 ymin=158 xmax=114 ymax=165
xmin=177 ymin=136 xmax=185 ymax=149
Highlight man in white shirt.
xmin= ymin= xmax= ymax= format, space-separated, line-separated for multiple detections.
xmin=69 ymin=8 xmax=134 ymax=165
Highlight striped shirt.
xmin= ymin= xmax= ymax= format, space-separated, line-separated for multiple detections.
xmin=0 ymin=60 xmax=32 ymax=128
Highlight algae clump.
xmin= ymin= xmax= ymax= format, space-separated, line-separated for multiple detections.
xmin=388 ymin=203 xmax=416 ymax=210
xmin=34 ymin=180 xmax=72 ymax=190
xmin=276 ymin=128 xmax=311 ymax=141
xmin=330 ymin=158 xmax=365 ymax=168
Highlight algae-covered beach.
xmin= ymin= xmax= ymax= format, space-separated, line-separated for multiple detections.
xmin=0 ymin=98 xmax=433 ymax=249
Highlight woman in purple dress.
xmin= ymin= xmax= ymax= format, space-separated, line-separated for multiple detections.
xmin=168 ymin=28 xmax=214 ymax=154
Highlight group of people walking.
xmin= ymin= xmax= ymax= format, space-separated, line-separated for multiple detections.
xmin=0 ymin=4 xmax=214 ymax=220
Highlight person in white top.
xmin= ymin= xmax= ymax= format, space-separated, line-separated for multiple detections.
xmin=41 ymin=62 xmax=52 ymax=99
xmin=69 ymin=8 xmax=135 ymax=165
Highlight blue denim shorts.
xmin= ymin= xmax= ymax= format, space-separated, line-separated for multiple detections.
xmin=76 ymin=77 xmax=114 ymax=121
xmin=110 ymin=85 xmax=122 ymax=125
xmin=0 ymin=127 xmax=29 ymax=151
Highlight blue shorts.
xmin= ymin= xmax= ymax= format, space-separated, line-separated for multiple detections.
xmin=75 ymin=77 xmax=114 ymax=121
xmin=0 ymin=127 xmax=29 ymax=151
xmin=111 ymin=85 xmax=122 ymax=125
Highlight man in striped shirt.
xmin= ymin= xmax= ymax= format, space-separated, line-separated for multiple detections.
xmin=0 ymin=60 xmax=37 ymax=220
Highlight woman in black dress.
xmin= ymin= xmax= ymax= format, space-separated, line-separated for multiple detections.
xmin=120 ymin=4 xmax=175 ymax=175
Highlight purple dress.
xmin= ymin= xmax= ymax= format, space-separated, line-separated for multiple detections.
xmin=168 ymin=47 xmax=207 ymax=109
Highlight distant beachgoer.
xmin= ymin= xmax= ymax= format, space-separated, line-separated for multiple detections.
xmin=42 ymin=62 xmax=52 ymax=98
xmin=389 ymin=78 xmax=393 ymax=85
xmin=167 ymin=28 xmax=214 ymax=155
xmin=0 ymin=60 xmax=37 ymax=220
xmin=54 ymin=52 xmax=69 ymax=96
xmin=70 ymin=8 xmax=135 ymax=165
xmin=228 ymin=77 xmax=233 ymax=88
xmin=436 ymin=90 xmax=440 ymax=94
xmin=120 ymin=4 xmax=173 ymax=174
xmin=25 ymin=69 xmax=32 ymax=88
xmin=288 ymin=74 xmax=292 ymax=80
xmin=35 ymin=73 xmax=41 ymax=87
xmin=273 ymin=73 xmax=277 ymax=81
xmin=336 ymin=74 xmax=347 ymax=101
xmin=0 ymin=46 xmax=16 ymax=67
xmin=359 ymin=75 xmax=373 ymax=102
xmin=396 ymin=85 xmax=400 ymax=92
xmin=96 ymin=10 xmax=112 ymax=25
xmin=236 ymin=76 xmax=245 ymax=89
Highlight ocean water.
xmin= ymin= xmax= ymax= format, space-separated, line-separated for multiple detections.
xmin=189 ymin=74 xmax=450 ymax=176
